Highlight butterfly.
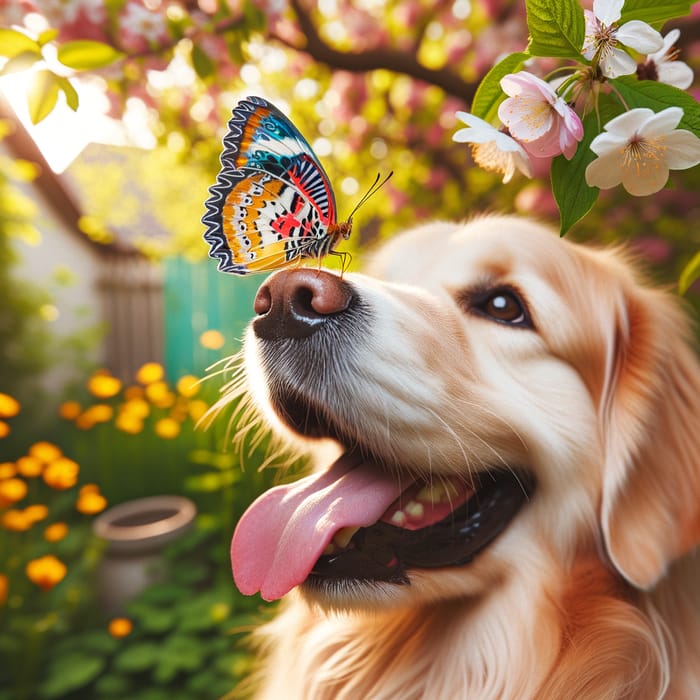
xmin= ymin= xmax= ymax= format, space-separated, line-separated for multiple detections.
xmin=202 ymin=95 xmax=389 ymax=275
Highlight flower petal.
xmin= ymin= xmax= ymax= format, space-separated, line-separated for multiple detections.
xmin=593 ymin=0 xmax=623 ymax=27
xmin=657 ymin=61 xmax=694 ymax=90
xmin=499 ymin=95 xmax=554 ymax=141
xmin=638 ymin=106 xmax=683 ymax=137
xmin=589 ymin=131 xmax=628 ymax=156
xmin=616 ymin=21 xmax=663 ymax=54
xmin=662 ymin=130 xmax=700 ymax=170
xmin=648 ymin=28 xmax=680 ymax=61
xmin=600 ymin=108 xmax=654 ymax=138
xmin=602 ymin=48 xmax=637 ymax=78
xmin=619 ymin=159 xmax=669 ymax=196
xmin=585 ymin=152 xmax=624 ymax=189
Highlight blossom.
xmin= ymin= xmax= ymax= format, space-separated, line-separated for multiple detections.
xmin=585 ymin=107 xmax=700 ymax=196
xmin=453 ymin=112 xmax=532 ymax=183
xmin=0 ymin=393 xmax=20 ymax=419
xmin=76 ymin=490 xmax=107 ymax=515
xmin=59 ymin=401 xmax=82 ymax=420
xmin=498 ymin=72 xmax=583 ymax=159
xmin=26 ymin=555 xmax=67 ymax=591
xmin=43 ymin=458 xmax=80 ymax=490
xmin=87 ymin=372 xmax=122 ymax=399
xmin=136 ymin=362 xmax=164 ymax=385
xmin=200 ymin=329 xmax=225 ymax=350
xmin=0 ymin=478 xmax=27 ymax=507
xmin=0 ymin=574 xmax=7 ymax=606
xmin=16 ymin=456 xmax=43 ymax=478
xmin=155 ymin=417 xmax=181 ymax=439
xmin=0 ymin=422 xmax=9 ymax=439
xmin=44 ymin=522 xmax=69 ymax=543
xmin=582 ymin=0 xmax=663 ymax=78
xmin=176 ymin=375 xmax=200 ymax=398
xmin=29 ymin=442 xmax=62 ymax=463
xmin=637 ymin=29 xmax=694 ymax=89
xmin=108 ymin=617 xmax=133 ymax=638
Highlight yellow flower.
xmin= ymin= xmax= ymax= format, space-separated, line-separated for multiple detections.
xmin=136 ymin=362 xmax=164 ymax=385
xmin=44 ymin=522 xmax=69 ymax=542
xmin=0 ymin=478 xmax=27 ymax=507
xmin=16 ymin=455 xmax=43 ymax=478
xmin=25 ymin=504 xmax=49 ymax=523
xmin=0 ymin=462 xmax=16 ymax=479
xmin=188 ymin=399 xmax=209 ymax=423
xmin=76 ymin=490 xmax=107 ymax=515
xmin=87 ymin=372 xmax=122 ymax=399
xmin=0 ymin=421 xmax=9 ymax=439
xmin=154 ymin=417 xmax=180 ymax=439
xmin=122 ymin=397 xmax=150 ymax=419
xmin=108 ymin=617 xmax=133 ymax=638
xmin=26 ymin=555 xmax=67 ymax=591
xmin=123 ymin=385 xmax=144 ymax=400
xmin=58 ymin=401 xmax=82 ymax=420
xmin=43 ymin=458 xmax=79 ymax=490
xmin=0 ymin=573 xmax=7 ymax=606
xmin=83 ymin=404 xmax=114 ymax=424
xmin=29 ymin=442 xmax=62 ymax=463
xmin=115 ymin=412 xmax=143 ymax=435
xmin=176 ymin=375 xmax=200 ymax=398
xmin=79 ymin=483 xmax=99 ymax=495
xmin=145 ymin=381 xmax=175 ymax=408
xmin=0 ymin=393 xmax=20 ymax=418
xmin=1 ymin=509 xmax=32 ymax=531
xmin=199 ymin=329 xmax=225 ymax=350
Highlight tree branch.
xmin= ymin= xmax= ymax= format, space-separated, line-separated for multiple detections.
xmin=272 ymin=0 xmax=479 ymax=105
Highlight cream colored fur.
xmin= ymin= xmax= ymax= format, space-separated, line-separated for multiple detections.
xmin=239 ymin=217 xmax=700 ymax=700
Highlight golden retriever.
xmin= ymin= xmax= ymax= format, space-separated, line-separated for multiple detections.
xmin=226 ymin=216 xmax=700 ymax=700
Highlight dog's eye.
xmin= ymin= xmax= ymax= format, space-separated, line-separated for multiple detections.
xmin=467 ymin=288 xmax=532 ymax=328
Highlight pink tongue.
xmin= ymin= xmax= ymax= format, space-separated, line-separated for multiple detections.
xmin=231 ymin=454 xmax=405 ymax=601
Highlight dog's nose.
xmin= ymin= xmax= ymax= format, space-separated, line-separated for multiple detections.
xmin=253 ymin=268 xmax=354 ymax=339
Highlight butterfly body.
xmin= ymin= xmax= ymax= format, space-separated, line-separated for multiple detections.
xmin=202 ymin=96 xmax=350 ymax=275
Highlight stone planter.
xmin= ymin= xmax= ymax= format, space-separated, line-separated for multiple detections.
xmin=92 ymin=495 xmax=196 ymax=614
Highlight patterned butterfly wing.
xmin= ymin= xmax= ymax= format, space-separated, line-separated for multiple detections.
xmin=202 ymin=96 xmax=341 ymax=275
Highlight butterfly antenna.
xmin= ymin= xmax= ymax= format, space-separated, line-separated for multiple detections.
xmin=346 ymin=171 xmax=394 ymax=222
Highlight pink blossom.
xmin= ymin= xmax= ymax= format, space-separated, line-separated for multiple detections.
xmin=118 ymin=1 xmax=168 ymax=53
xmin=498 ymin=71 xmax=584 ymax=159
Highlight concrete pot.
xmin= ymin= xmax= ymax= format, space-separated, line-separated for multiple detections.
xmin=92 ymin=495 xmax=196 ymax=614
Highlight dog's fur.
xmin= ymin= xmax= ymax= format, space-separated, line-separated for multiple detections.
xmin=236 ymin=216 xmax=700 ymax=700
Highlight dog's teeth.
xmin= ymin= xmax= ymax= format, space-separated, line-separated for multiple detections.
xmin=416 ymin=481 xmax=459 ymax=504
xmin=323 ymin=542 xmax=337 ymax=555
xmin=405 ymin=501 xmax=424 ymax=519
xmin=390 ymin=510 xmax=407 ymax=526
xmin=333 ymin=526 xmax=360 ymax=549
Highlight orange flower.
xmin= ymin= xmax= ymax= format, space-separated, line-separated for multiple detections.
xmin=108 ymin=617 xmax=133 ymax=638
xmin=136 ymin=362 xmax=164 ymax=385
xmin=176 ymin=375 xmax=200 ymax=398
xmin=0 ymin=478 xmax=27 ymax=507
xmin=145 ymin=382 xmax=175 ymax=408
xmin=122 ymin=397 xmax=150 ymax=419
xmin=0 ymin=421 xmax=9 ymax=439
xmin=26 ymin=555 xmax=67 ymax=591
xmin=2 ymin=509 xmax=32 ymax=531
xmin=58 ymin=401 xmax=82 ymax=420
xmin=83 ymin=404 xmax=114 ymax=423
xmin=79 ymin=483 xmax=99 ymax=495
xmin=16 ymin=455 xmax=43 ymax=478
xmin=43 ymin=458 xmax=79 ymax=490
xmin=0 ymin=462 xmax=16 ymax=479
xmin=115 ymin=412 xmax=143 ymax=435
xmin=44 ymin=522 xmax=69 ymax=542
xmin=123 ymin=385 xmax=144 ymax=400
xmin=87 ymin=373 xmax=122 ymax=399
xmin=0 ymin=393 xmax=20 ymax=418
xmin=154 ymin=417 xmax=181 ymax=439
xmin=24 ymin=504 xmax=49 ymax=523
xmin=0 ymin=573 xmax=7 ymax=606
xmin=76 ymin=491 xmax=107 ymax=515
xmin=199 ymin=329 xmax=225 ymax=350
xmin=29 ymin=442 xmax=62 ymax=463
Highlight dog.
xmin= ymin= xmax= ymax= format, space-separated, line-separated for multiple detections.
xmin=227 ymin=216 xmax=700 ymax=700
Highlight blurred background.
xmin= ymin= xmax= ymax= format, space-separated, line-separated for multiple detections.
xmin=0 ymin=1 xmax=698 ymax=698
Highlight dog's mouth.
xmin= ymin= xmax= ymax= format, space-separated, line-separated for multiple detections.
xmin=230 ymin=390 xmax=535 ymax=602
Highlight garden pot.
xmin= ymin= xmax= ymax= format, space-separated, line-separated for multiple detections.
xmin=92 ymin=495 xmax=196 ymax=614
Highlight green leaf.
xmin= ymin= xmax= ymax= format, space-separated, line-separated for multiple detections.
xmin=27 ymin=70 xmax=60 ymax=124
xmin=0 ymin=28 xmax=40 ymax=58
xmin=471 ymin=52 xmax=528 ymax=122
xmin=525 ymin=0 xmax=585 ymax=59
xmin=39 ymin=654 xmax=104 ymax=698
xmin=679 ymin=251 xmax=700 ymax=296
xmin=191 ymin=44 xmax=215 ymax=80
xmin=57 ymin=39 xmax=124 ymax=70
xmin=619 ymin=0 xmax=691 ymax=26
xmin=55 ymin=76 xmax=79 ymax=110
xmin=611 ymin=77 xmax=700 ymax=137
xmin=114 ymin=642 xmax=161 ymax=672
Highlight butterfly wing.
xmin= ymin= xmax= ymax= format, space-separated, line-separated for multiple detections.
xmin=202 ymin=96 xmax=339 ymax=275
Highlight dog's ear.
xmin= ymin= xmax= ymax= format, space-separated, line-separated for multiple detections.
xmin=600 ymin=276 xmax=700 ymax=590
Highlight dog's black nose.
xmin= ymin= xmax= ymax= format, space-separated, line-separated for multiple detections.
xmin=253 ymin=269 xmax=354 ymax=339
